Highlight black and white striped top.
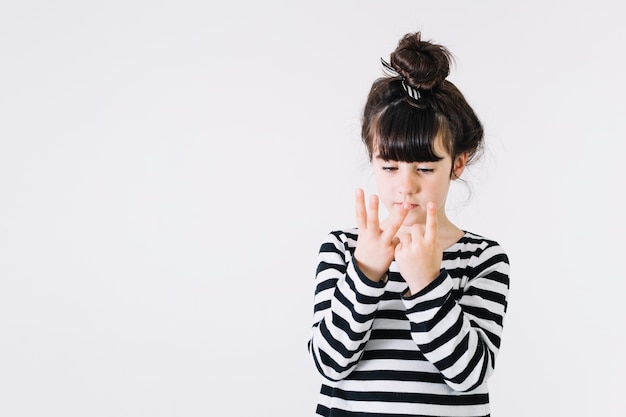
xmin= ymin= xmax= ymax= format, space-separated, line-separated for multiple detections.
xmin=308 ymin=229 xmax=510 ymax=417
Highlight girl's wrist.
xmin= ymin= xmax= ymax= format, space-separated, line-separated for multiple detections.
xmin=354 ymin=258 xmax=385 ymax=282
xmin=405 ymin=270 xmax=440 ymax=295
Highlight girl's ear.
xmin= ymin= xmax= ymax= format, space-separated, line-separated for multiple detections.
xmin=451 ymin=152 xmax=468 ymax=179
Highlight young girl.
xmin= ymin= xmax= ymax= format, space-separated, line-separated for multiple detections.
xmin=308 ymin=32 xmax=510 ymax=417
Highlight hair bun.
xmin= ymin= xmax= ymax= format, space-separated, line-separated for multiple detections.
xmin=389 ymin=32 xmax=451 ymax=90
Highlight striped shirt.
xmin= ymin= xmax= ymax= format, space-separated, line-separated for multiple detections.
xmin=308 ymin=229 xmax=510 ymax=417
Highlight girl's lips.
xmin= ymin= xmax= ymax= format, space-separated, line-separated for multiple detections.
xmin=395 ymin=202 xmax=419 ymax=209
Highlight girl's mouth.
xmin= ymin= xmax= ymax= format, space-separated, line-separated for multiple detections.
xmin=395 ymin=202 xmax=419 ymax=209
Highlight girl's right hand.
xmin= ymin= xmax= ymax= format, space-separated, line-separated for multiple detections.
xmin=353 ymin=188 xmax=410 ymax=282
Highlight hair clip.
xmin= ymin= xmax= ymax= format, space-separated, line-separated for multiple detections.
xmin=380 ymin=58 xmax=399 ymax=77
xmin=380 ymin=58 xmax=421 ymax=101
xmin=402 ymin=80 xmax=421 ymax=101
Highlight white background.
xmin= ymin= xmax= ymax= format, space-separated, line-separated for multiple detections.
xmin=1 ymin=1 xmax=624 ymax=416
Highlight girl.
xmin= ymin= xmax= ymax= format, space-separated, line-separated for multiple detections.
xmin=308 ymin=32 xmax=510 ymax=417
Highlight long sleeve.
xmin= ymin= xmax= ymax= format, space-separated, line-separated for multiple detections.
xmin=402 ymin=239 xmax=510 ymax=392
xmin=309 ymin=230 xmax=510 ymax=417
xmin=308 ymin=230 xmax=387 ymax=381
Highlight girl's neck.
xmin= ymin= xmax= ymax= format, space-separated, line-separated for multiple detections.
xmin=437 ymin=220 xmax=465 ymax=250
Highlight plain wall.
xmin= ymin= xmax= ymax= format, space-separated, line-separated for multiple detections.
xmin=1 ymin=1 xmax=624 ymax=416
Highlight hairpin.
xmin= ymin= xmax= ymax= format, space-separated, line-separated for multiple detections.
xmin=380 ymin=58 xmax=421 ymax=101
xmin=380 ymin=58 xmax=398 ymax=77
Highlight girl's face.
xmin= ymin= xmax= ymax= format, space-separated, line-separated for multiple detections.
xmin=372 ymin=135 xmax=466 ymax=228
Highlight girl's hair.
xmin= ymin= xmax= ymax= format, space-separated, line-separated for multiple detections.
xmin=361 ymin=32 xmax=484 ymax=170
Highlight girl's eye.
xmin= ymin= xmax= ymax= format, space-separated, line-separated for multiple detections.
xmin=417 ymin=168 xmax=434 ymax=173
xmin=382 ymin=166 xmax=398 ymax=171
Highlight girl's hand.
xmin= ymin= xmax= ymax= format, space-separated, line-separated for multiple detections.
xmin=394 ymin=202 xmax=443 ymax=295
xmin=353 ymin=188 xmax=410 ymax=282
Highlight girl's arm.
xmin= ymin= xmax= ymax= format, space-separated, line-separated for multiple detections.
xmin=307 ymin=231 xmax=386 ymax=382
xmin=403 ymin=241 xmax=510 ymax=392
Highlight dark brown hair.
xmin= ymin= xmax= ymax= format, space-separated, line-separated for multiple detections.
xmin=361 ymin=32 xmax=484 ymax=170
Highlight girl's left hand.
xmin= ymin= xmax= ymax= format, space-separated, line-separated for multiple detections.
xmin=394 ymin=202 xmax=443 ymax=295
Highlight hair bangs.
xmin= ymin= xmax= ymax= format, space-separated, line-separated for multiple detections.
xmin=374 ymin=104 xmax=444 ymax=162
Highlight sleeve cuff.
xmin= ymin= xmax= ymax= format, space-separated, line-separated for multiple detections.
xmin=402 ymin=270 xmax=453 ymax=310
xmin=346 ymin=256 xmax=387 ymax=294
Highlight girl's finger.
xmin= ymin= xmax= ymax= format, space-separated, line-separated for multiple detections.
xmin=366 ymin=194 xmax=380 ymax=229
xmin=382 ymin=202 xmax=410 ymax=240
xmin=355 ymin=188 xmax=367 ymax=230
xmin=424 ymin=202 xmax=438 ymax=242
xmin=398 ymin=231 xmax=412 ymax=246
xmin=408 ymin=224 xmax=423 ymax=240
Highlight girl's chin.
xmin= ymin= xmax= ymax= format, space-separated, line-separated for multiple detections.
xmin=381 ymin=207 xmax=425 ymax=229
xmin=384 ymin=213 xmax=424 ymax=229
xmin=404 ymin=209 xmax=428 ymax=223
xmin=401 ymin=219 xmax=426 ymax=228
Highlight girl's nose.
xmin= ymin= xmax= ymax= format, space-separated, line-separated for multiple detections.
xmin=397 ymin=170 xmax=419 ymax=195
